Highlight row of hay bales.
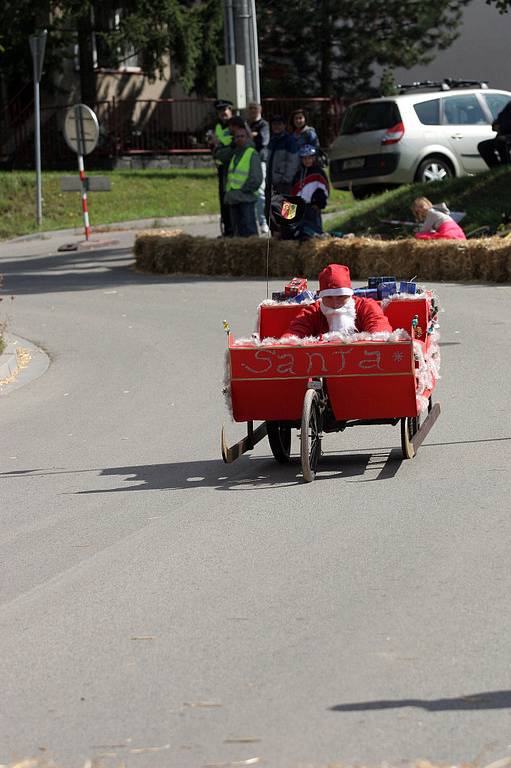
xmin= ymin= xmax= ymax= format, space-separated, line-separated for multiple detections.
xmin=134 ymin=230 xmax=511 ymax=283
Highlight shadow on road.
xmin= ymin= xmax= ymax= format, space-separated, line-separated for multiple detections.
xmin=330 ymin=690 xmax=511 ymax=712
xmin=0 ymin=246 xmax=272 ymax=295
xmin=0 ymin=448 xmax=404 ymax=492
xmin=75 ymin=448 xmax=403 ymax=493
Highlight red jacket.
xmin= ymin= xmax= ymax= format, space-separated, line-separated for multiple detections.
xmin=286 ymin=297 xmax=392 ymax=338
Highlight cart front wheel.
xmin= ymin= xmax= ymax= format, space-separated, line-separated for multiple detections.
xmin=266 ymin=421 xmax=291 ymax=463
xmin=301 ymin=389 xmax=322 ymax=482
xmin=401 ymin=415 xmax=419 ymax=459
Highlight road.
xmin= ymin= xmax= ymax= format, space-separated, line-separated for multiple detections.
xmin=1 ymin=230 xmax=511 ymax=768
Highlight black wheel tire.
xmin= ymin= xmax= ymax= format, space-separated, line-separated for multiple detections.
xmin=400 ymin=414 xmax=420 ymax=459
xmin=266 ymin=421 xmax=291 ymax=463
xmin=300 ymin=389 xmax=322 ymax=482
xmin=416 ymin=156 xmax=454 ymax=184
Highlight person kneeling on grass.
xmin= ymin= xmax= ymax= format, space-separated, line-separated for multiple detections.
xmin=284 ymin=264 xmax=392 ymax=338
xmin=224 ymin=125 xmax=263 ymax=238
xmin=411 ymin=197 xmax=466 ymax=240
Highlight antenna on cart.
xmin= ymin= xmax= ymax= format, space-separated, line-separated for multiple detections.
xmin=265 ymin=228 xmax=271 ymax=298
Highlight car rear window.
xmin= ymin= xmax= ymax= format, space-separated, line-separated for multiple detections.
xmin=341 ymin=101 xmax=401 ymax=134
xmin=414 ymin=99 xmax=440 ymax=125
xmin=484 ymin=93 xmax=511 ymax=120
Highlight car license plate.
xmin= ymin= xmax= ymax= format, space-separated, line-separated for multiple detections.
xmin=343 ymin=158 xmax=365 ymax=169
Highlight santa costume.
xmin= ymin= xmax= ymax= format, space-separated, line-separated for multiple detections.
xmin=287 ymin=264 xmax=392 ymax=338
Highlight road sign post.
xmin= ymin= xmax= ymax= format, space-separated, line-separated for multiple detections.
xmin=63 ymin=104 xmax=100 ymax=241
xmin=29 ymin=30 xmax=47 ymax=228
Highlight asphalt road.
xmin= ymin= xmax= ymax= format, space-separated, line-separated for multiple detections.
xmin=1 ymin=229 xmax=511 ymax=768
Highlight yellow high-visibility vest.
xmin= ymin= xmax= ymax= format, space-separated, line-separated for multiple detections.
xmin=226 ymin=146 xmax=256 ymax=194
xmin=215 ymin=123 xmax=232 ymax=145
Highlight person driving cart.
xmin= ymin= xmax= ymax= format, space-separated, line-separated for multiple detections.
xmin=285 ymin=264 xmax=392 ymax=337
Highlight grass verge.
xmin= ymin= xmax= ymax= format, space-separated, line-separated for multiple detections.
xmin=327 ymin=166 xmax=511 ymax=238
xmin=0 ymin=168 xmax=351 ymax=241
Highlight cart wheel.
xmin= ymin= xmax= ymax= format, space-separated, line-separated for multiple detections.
xmin=301 ymin=389 xmax=322 ymax=482
xmin=266 ymin=421 xmax=291 ymax=463
xmin=400 ymin=415 xmax=419 ymax=459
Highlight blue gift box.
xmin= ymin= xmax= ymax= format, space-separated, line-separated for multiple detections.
xmin=292 ymin=290 xmax=317 ymax=303
xmin=354 ymin=288 xmax=378 ymax=299
xmin=368 ymin=275 xmax=397 ymax=288
xmin=377 ymin=281 xmax=397 ymax=299
xmin=399 ymin=281 xmax=417 ymax=295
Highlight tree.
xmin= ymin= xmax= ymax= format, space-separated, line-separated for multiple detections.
xmin=0 ymin=0 xmax=223 ymax=105
xmin=485 ymin=0 xmax=509 ymax=10
xmin=257 ymin=0 xmax=472 ymax=97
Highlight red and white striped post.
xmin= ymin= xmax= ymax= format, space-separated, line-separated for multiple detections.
xmin=77 ymin=153 xmax=91 ymax=241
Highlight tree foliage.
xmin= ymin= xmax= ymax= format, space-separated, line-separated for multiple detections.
xmin=485 ymin=0 xmax=510 ymax=10
xmin=0 ymin=0 xmax=223 ymax=103
xmin=257 ymin=0 xmax=471 ymax=97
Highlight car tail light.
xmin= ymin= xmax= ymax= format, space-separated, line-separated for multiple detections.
xmin=381 ymin=122 xmax=404 ymax=145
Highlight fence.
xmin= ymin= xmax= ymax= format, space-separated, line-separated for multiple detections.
xmin=0 ymin=95 xmax=347 ymax=168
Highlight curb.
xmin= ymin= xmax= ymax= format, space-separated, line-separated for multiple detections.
xmin=0 ymin=341 xmax=17 ymax=379
xmin=3 ymin=214 xmax=219 ymax=245
xmin=0 ymin=333 xmax=50 ymax=393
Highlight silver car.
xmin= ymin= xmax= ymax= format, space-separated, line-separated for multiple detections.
xmin=329 ymin=82 xmax=511 ymax=198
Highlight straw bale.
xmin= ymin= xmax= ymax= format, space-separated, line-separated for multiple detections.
xmin=134 ymin=231 xmax=511 ymax=283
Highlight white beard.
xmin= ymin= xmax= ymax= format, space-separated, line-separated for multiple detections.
xmin=320 ymin=297 xmax=357 ymax=333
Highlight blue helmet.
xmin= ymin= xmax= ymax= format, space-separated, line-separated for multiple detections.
xmin=299 ymin=144 xmax=317 ymax=157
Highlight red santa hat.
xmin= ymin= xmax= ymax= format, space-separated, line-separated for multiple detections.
xmin=318 ymin=264 xmax=353 ymax=297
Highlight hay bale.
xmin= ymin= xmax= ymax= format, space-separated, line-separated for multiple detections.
xmin=135 ymin=232 xmax=302 ymax=277
xmin=134 ymin=231 xmax=511 ymax=283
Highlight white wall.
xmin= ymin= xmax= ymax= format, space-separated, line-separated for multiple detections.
xmin=389 ymin=0 xmax=511 ymax=91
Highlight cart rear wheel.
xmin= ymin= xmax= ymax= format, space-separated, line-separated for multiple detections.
xmin=401 ymin=415 xmax=419 ymax=459
xmin=266 ymin=421 xmax=291 ymax=463
xmin=301 ymin=389 xmax=322 ymax=482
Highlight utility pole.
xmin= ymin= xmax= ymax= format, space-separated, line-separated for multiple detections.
xmin=29 ymin=29 xmax=47 ymax=228
xmin=223 ymin=0 xmax=261 ymax=104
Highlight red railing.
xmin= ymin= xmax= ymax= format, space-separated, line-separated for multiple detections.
xmin=0 ymin=96 xmax=347 ymax=167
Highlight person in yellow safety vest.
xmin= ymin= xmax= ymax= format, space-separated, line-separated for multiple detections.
xmin=207 ymin=99 xmax=234 ymax=237
xmin=224 ymin=125 xmax=263 ymax=237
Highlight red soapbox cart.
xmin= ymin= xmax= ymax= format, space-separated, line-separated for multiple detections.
xmin=221 ymin=286 xmax=441 ymax=482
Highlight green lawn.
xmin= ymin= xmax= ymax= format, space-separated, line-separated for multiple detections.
xmin=0 ymin=168 xmax=219 ymax=240
xmin=1 ymin=164 xmax=508 ymax=242
xmin=327 ymin=166 xmax=511 ymax=238
xmin=0 ymin=167 xmax=352 ymax=240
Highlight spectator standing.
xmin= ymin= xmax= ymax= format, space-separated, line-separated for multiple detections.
xmin=247 ymin=101 xmax=270 ymax=234
xmin=224 ymin=125 xmax=263 ymax=237
xmin=290 ymin=107 xmax=320 ymax=151
xmin=265 ymin=115 xmax=299 ymax=219
xmin=478 ymin=100 xmax=511 ymax=168
xmin=291 ymin=145 xmax=330 ymax=235
xmin=208 ymin=99 xmax=234 ymax=237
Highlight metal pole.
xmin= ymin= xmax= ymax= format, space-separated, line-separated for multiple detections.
xmin=29 ymin=30 xmax=47 ymax=228
xmin=33 ymin=70 xmax=42 ymax=227
xmin=249 ymin=0 xmax=261 ymax=104
xmin=225 ymin=0 xmax=236 ymax=65
xmin=78 ymin=154 xmax=91 ymax=241
xmin=237 ymin=0 xmax=254 ymax=103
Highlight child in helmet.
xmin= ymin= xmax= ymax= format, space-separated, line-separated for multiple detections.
xmin=290 ymin=144 xmax=330 ymax=237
